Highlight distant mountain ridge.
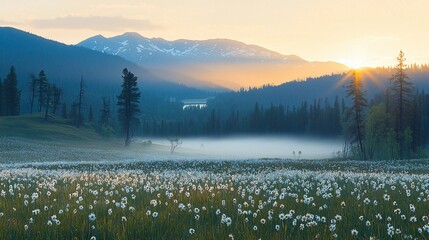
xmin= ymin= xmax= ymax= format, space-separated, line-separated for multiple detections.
xmin=210 ymin=66 xmax=429 ymax=114
xmin=0 ymin=27 xmax=209 ymax=113
xmin=79 ymin=32 xmax=304 ymax=63
xmin=78 ymin=33 xmax=350 ymax=89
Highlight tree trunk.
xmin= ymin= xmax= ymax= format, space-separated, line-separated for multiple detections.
xmin=77 ymin=77 xmax=84 ymax=128
xmin=44 ymin=95 xmax=49 ymax=120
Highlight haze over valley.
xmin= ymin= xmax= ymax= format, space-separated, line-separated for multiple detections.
xmin=1 ymin=1 xmax=429 ymax=239
xmin=78 ymin=32 xmax=349 ymax=89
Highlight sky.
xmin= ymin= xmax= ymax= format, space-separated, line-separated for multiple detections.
xmin=1 ymin=0 xmax=428 ymax=68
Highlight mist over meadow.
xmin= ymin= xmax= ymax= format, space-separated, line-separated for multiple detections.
xmin=139 ymin=135 xmax=343 ymax=159
xmin=1 ymin=0 xmax=429 ymax=238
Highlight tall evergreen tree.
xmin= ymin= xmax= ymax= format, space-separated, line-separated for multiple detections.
xmin=69 ymin=102 xmax=79 ymax=126
xmin=88 ymin=105 xmax=94 ymax=123
xmin=345 ymin=70 xmax=367 ymax=159
xmin=29 ymin=74 xmax=37 ymax=114
xmin=44 ymin=83 xmax=51 ymax=120
xmin=332 ymin=96 xmax=341 ymax=135
xmin=389 ymin=50 xmax=414 ymax=158
xmin=61 ymin=103 xmax=67 ymax=119
xmin=0 ymin=79 xmax=3 ymax=116
xmin=51 ymin=84 xmax=62 ymax=115
xmin=100 ymin=97 xmax=111 ymax=126
xmin=37 ymin=70 xmax=48 ymax=112
xmin=249 ymin=102 xmax=262 ymax=132
xmin=3 ymin=66 xmax=21 ymax=116
xmin=76 ymin=76 xmax=85 ymax=128
xmin=117 ymin=68 xmax=141 ymax=146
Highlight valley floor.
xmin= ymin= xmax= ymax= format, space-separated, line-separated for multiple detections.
xmin=0 ymin=137 xmax=429 ymax=239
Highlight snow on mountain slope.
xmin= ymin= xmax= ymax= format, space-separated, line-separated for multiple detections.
xmin=78 ymin=33 xmax=349 ymax=89
xmin=78 ymin=33 xmax=305 ymax=64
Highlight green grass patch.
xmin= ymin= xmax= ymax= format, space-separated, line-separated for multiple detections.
xmin=0 ymin=113 xmax=101 ymax=141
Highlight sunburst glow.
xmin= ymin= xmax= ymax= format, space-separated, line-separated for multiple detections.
xmin=339 ymin=58 xmax=367 ymax=69
xmin=333 ymin=68 xmax=382 ymax=91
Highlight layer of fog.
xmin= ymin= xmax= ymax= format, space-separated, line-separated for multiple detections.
xmin=138 ymin=136 xmax=343 ymax=159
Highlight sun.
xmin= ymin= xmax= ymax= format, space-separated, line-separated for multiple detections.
xmin=332 ymin=64 xmax=382 ymax=92
xmin=340 ymin=58 xmax=366 ymax=69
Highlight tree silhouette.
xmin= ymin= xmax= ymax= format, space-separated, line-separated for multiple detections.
xmin=44 ymin=83 xmax=51 ymax=120
xmin=100 ymin=97 xmax=111 ymax=126
xmin=76 ymin=76 xmax=85 ymax=128
xmin=117 ymin=68 xmax=141 ymax=146
xmin=61 ymin=103 xmax=67 ymax=119
xmin=69 ymin=101 xmax=79 ymax=126
xmin=0 ymin=79 xmax=3 ymax=116
xmin=168 ymin=138 xmax=182 ymax=154
xmin=29 ymin=74 xmax=37 ymax=114
xmin=389 ymin=50 xmax=413 ymax=158
xmin=51 ymin=84 xmax=62 ymax=115
xmin=88 ymin=105 xmax=94 ymax=123
xmin=345 ymin=70 xmax=367 ymax=160
xmin=3 ymin=66 xmax=21 ymax=116
xmin=37 ymin=70 xmax=48 ymax=112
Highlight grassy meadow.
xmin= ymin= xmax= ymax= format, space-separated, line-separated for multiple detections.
xmin=0 ymin=113 xmax=101 ymax=141
xmin=0 ymin=140 xmax=428 ymax=239
xmin=0 ymin=116 xmax=428 ymax=239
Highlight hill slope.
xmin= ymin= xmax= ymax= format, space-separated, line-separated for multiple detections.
xmin=210 ymin=66 xmax=429 ymax=112
xmin=0 ymin=27 xmax=153 ymax=85
xmin=0 ymin=27 xmax=209 ymax=113
xmin=0 ymin=113 xmax=101 ymax=141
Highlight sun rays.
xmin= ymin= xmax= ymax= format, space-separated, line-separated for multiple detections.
xmin=333 ymin=67 xmax=384 ymax=92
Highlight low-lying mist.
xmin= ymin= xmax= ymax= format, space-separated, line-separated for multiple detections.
xmin=139 ymin=135 xmax=343 ymax=159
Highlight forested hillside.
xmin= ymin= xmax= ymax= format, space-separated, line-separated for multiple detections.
xmin=0 ymin=27 xmax=209 ymax=114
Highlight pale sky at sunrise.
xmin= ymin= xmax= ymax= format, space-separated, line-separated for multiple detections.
xmin=1 ymin=0 xmax=428 ymax=68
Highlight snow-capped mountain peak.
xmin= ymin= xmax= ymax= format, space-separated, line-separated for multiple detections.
xmin=77 ymin=32 xmax=349 ymax=90
xmin=78 ymin=32 xmax=304 ymax=64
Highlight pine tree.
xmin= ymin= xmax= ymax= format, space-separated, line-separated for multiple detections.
xmin=76 ymin=76 xmax=85 ymax=128
xmin=333 ymin=96 xmax=341 ymax=135
xmin=208 ymin=108 xmax=217 ymax=134
xmin=69 ymin=102 xmax=79 ymax=126
xmin=390 ymin=50 xmax=414 ymax=158
xmin=249 ymin=102 xmax=262 ymax=132
xmin=61 ymin=103 xmax=67 ymax=119
xmin=3 ymin=66 xmax=21 ymax=116
xmin=345 ymin=70 xmax=367 ymax=160
xmin=88 ymin=105 xmax=94 ymax=123
xmin=37 ymin=70 xmax=48 ymax=112
xmin=0 ymin=79 xmax=3 ymax=116
xmin=44 ymin=83 xmax=51 ymax=120
xmin=100 ymin=97 xmax=111 ymax=126
xmin=29 ymin=74 xmax=37 ymax=114
xmin=51 ymin=84 xmax=62 ymax=115
xmin=117 ymin=68 xmax=141 ymax=146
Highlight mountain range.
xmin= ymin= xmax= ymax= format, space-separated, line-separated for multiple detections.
xmin=0 ymin=27 xmax=207 ymax=112
xmin=1 ymin=27 xmax=428 ymax=120
xmin=78 ymin=33 xmax=350 ymax=89
xmin=210 ymin=66 xmax=429 ymax=114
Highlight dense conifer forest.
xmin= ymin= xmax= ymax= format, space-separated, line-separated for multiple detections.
xmin=1 ymin=52 xmax=428 ymax=159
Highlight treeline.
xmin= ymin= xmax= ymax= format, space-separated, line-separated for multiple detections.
xmin=23 ymin=69 xmax=86 ymax=126
xmin=139 ymin=98 xmax=344 ymax=137
xmin=0 ymin=67 xmax=20 ymax=116
xmin=0 ymin=66 xmax=101 ymax=131
xmin=207 ymin=64 xmax=429 ymax=112
xmin=1 ymin=51 xmax=429 ymax=158
xmin=344 ymin=51 xmax=429 ymax=160
xmin=0 ymin=65 xmax=141 ymax=146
